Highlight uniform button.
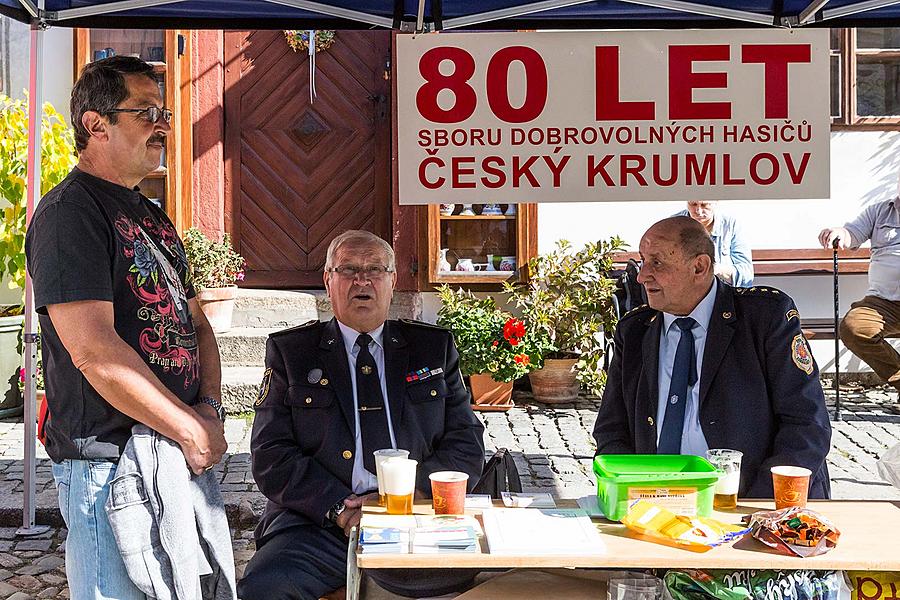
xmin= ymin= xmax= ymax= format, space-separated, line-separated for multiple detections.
xmin=647 ymin=416 xmax=654 ymax=426
xmin=320 ymin=378 xmax=329 ymax=386
xmin=305 ymin=397 xmax=312 ymax=404
xmin=430 ymin=389 xmax=438 ymax=397
xmin=342 ymin=450 xmax=353 ymax=460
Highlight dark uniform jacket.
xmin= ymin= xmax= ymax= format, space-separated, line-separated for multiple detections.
xmin=251 ymin=318 xmax=485 ymax=540
xmin=593 ymin=282 xmax=832 ymax=499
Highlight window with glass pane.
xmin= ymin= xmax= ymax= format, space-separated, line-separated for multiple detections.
xmin=89 ymin=29 xmax=165 ymax=63
xmin=856 ymin=58 xmax=900 ymax=116
xmin=857 ymin=28 xmax=900 ymax=50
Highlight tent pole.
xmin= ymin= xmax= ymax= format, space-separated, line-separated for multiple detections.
xmin=18 ymin=11 xmax=50 ymax=538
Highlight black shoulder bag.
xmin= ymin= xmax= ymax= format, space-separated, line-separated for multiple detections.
xmin=472 ymin=448 xmax=523 ymax=499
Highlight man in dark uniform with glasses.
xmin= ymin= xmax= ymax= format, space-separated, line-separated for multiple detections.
xmin=25 ymin=56 xmax=228 ymax=598
xmin=239 ymin=230 xmax=485 ymax=600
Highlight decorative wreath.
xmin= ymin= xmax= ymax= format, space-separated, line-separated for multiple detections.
xmin=283 ymin=30 xmax=337 ymax=53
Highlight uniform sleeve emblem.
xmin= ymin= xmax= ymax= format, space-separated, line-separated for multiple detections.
xmin=786 ymin=308 xmax=800 ymax=322
xmin=255 ymin=368 xmax=274 ymax=407
xmin=791 ymin=334 xmax=814 ymax=375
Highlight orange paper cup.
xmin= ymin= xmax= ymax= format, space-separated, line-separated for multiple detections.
xmin=771 ymin=465 xmax=811 ymax=509
xmin=429 ymin=471 xmax=469 ymax=515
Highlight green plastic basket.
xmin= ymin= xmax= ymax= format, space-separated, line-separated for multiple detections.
xmin=593 ymin=454 xmax=720 ymax=521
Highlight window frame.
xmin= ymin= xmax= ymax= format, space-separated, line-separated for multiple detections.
xmin=832 ymin=27 xmax=900 ymax=130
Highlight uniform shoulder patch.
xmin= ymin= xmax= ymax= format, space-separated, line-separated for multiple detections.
xmin=269 ymin=320 xmax=320 ymax=338
xmin=255 ymin=367 xmax=274 ymax=407
xmin=737 ymin=285 xmax=784 ymax=298
xmin=786 ymin=308 xmax=800 ymax=322
xmin=399 ymin=318 xmax=447 ymax=331
xmin=791 ymin=334 xmax=814 ymax=375
xmin=620 ymin=304 xmax=652 ymax=321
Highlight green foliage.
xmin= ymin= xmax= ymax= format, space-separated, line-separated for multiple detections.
xmin=436 ymin=285 xmax=551 ymax=383
xmin=182 ymin=227 xmax=245 ymax=290
xmin=0 ymin=95 xmax=77 ymax=299
xmin=504 ymin=237 xmax=625 ymax=396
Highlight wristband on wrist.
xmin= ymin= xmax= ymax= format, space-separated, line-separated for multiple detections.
xmin=198 ymin=395 xmax=225 ymax=422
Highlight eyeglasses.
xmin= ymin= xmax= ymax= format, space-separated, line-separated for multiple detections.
xmin=326 ymin=265 xmax=394 ymax=279
xmin=104 ymin=106 xmax=172 ymax=125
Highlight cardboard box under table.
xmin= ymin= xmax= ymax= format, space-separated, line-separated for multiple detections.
xmin=349 ymin=501 xmax=900 ymax=600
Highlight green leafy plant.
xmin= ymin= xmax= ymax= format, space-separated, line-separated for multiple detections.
xmin=0 ymin=95 xmax=77 ymax=299
xmin=437 ymin=285 xmax=551 ymax=383
xmin=182 ymin=227 xmax=245 ymax=290
xmin=504 ymin=238 xmax=625 ymax=396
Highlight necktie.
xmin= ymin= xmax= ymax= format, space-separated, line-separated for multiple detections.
xmin=657 ymin=317 xmax=698 ymax=454
xmin=356 ymin=333 xmax=392 ymax=473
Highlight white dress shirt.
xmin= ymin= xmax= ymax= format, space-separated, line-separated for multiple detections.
xmin=656 ymin=279 xmax=717 ymax=457
xmin=336 ymin=321 xmax=398 ymax=494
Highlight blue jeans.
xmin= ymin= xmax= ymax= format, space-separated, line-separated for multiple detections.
xmin=52 ymin=460 xmax=146 ymax=600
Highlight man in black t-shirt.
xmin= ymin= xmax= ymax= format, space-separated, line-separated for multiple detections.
xmin=25 ymin=56 xmax=228 ymax=599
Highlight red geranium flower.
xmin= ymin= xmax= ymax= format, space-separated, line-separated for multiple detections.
xmin=503 ymin=318 xmax=526 ymax=343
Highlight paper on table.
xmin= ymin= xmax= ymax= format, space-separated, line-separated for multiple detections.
xmin=501 ymin=492 xmax=557 ymax=508
xmin=465 ymin=494 xmax=493 ymax=509
xmin=482 ymin=508 xmax=606 ymax=555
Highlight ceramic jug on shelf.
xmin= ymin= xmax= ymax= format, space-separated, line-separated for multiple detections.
xmin=438 ymin=248 xmax=452 ymax=272
xmin=456 ymin=258 xmax=475 ymax=271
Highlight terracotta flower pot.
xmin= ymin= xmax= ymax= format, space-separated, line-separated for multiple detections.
xmin=468 ymin=373 xmax=514 ymax=412
xmin=529 ymin=358 xmax=580 ymax=403
xmin=197 ymin=285 xmax=237 ymax=333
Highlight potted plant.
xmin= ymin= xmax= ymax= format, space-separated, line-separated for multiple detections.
xmin=182 ymin=228 xmax=245 ymax=333
xmin=504 ymin=238 xmax=624 ymax=403
xmin=437 ymin=285 xmax=549 ymax=411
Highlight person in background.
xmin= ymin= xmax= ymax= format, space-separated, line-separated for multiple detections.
xmin=677 ymin=200 xmax=754 ymax=287
xmin=820 ymin=198 xmax=900 ymax=396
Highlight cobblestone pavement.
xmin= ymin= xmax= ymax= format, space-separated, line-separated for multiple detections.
xmin=0 ymin=383 xmax=895 ymax=598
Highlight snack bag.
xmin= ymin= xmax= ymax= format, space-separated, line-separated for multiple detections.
xmin=622 ymin=500 xmax=749 ymax=551
xmin=666 ymin=570 xmax=850 ymax=600
xmin=748 ymin=507 xmax=839 ymax=557
xmin=848 ymin=572 xmax=900 ymax=600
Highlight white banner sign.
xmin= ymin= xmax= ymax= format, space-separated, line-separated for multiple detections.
xmin=397 ymin=30 xmax=830 ymax=205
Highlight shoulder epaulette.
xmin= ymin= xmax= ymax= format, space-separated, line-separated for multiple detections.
xmin=620 ymin=304 xmax=652 ymax=321
xmin=734 ymin=285 xmax=786 ymax=299
xmin=399 ymin=318 xmax=448 ymax=331
xmin=269 ymin=320 xmax=320 ymax=337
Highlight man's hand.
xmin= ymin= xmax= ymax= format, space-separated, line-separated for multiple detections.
xmin=180 ymin=408 xmax=228 ymax=475
xmin=335 ymin=492 xmax=379 ymax=537
xmin=818 ymin=227 xmax=850 ymax=250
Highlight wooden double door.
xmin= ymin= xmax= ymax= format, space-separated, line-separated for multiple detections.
xmin=224 ymin=30 xmax=391 ymax=288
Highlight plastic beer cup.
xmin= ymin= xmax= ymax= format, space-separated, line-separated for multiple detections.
xmin=382 ymin=458 xmax=417 ymax=515
xmin=374 ymin=449 xmax=409 ymax=506
xmin=706 ymin=449 xmax=743 ymax=510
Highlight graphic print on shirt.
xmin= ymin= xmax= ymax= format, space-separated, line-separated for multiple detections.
xmin=115 ymin=213 xmax=199 ymax=387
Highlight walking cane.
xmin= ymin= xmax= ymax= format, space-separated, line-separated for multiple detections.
xmin=833 ymin=238 xmax=841 ymax=422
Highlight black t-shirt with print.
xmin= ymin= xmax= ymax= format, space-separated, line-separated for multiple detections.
xmin=25 ymin=168 xmax=199 ymax=462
